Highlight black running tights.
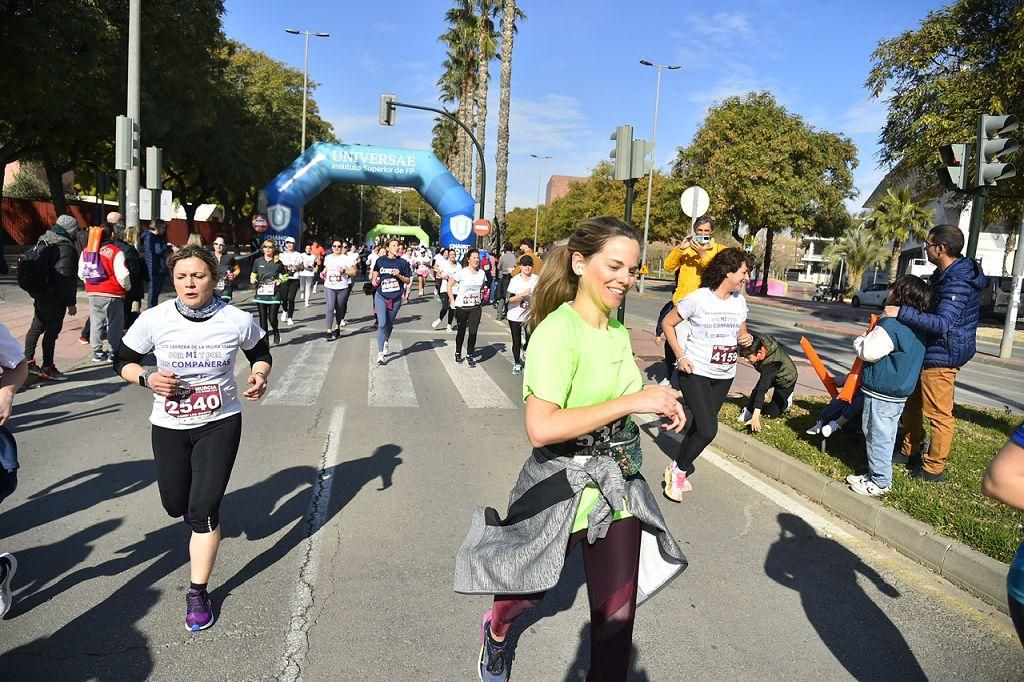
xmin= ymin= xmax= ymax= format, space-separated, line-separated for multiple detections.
xmin=257 ymin=303 xmax=280 ymax=332
xmin=675 ymin=372 xmax=733 ymax=474
xmin=491 ymin=517 xmax=641 ymax=681
xmin=507 ymin=320 xmax=531 ymax=365
xmin=455 ymin=305 xmax=481 ymax=355
xmin=151 ymin=414 xmax=242 ymax=533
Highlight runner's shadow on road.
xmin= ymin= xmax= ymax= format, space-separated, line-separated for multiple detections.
xmin=5 ymin=404 xmax=123 ymax=434
xmin=764 ymin=513 xmax=927 ymax=681
xmin=392 ymin=340 xmax=438 ymax=361
xmin=503 ymin=546 xmax=586 ymax=653
xmin=563 ymin=623 xmax=650 ymax=681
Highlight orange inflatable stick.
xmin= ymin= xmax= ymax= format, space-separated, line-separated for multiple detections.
xmin=800 ymin=336 xmax=839 ymax=398
xmin=837 ymin=314 xmax=879 ymax=403
xmin=86 ymin=225 xmax=103 ymax=252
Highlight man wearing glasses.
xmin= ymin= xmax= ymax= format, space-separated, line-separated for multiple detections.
xmin=212 ymin=238 xmax=239 ymax=301
xmin=883 ymin=224 xmax=989 ymax=483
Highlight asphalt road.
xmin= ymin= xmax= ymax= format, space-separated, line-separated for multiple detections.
xmin=1 ymin=287 xmax=1022 ymax=680
xmin=625 ymin=282 xmax=1024 ymax=414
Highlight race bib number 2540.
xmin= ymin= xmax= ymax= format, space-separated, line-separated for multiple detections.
xmin=164 ymin=383 xmax=223 ymax=420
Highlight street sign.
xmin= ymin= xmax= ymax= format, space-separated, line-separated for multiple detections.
xmin=252 ymin=214 xmax=269 ymax=234
xmin=139 ymin=189 xmax=172 ymax=221
xmin=639 ymin=264 xmax=650 ymax=275
xmin=473 ymin=218 xmax=491 ymax=236
xmin=680 ymin=186 xmax=710 ymax=225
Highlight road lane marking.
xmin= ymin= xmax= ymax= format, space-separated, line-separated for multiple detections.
xmin=367 ymin=338 xmax=418 ymax=407
xmin=432 ymin=340 xmax=516 ymax=409
xmin=264 ymin=338 xmax=338 ymax=406
xmin=277 ymin=404 xmax=345 ymax=681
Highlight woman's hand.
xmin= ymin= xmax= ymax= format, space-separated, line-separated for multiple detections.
xmin=632 ymin=385 xmax=686 ymax=433
xmin=676 ymin=356 xmax=694 ymax=375
xmin=243 ymin=373 xmax=268 ymax=401
xmin=147 ymin=371 xmax=181 ymax=398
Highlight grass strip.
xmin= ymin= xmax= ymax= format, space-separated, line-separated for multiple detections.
xmin=719 ymin=396 xmax=1023 ymax=564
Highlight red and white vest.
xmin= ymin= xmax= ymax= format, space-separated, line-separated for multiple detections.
xmin=86 ymin=244 xmax=128 ymax=297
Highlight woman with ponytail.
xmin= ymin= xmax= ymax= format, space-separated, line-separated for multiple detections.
xmin=455 ymin=217 xmax=688 ymax=682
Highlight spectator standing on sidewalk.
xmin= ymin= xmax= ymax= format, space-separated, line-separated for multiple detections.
xmin=22 ymin=214 xmax=81 ymax=381
xmin=141 ymin=220 xmax=174 ymax=308
xmin=79 ymin=226 xmax=132 ymax=362
xmin=113 ymin=223 xmax=148 ymax=329
xmin=886 ymin=224 xmax=988 ymax=483
xmin=658 ymin=216 xmax=727 ymax=381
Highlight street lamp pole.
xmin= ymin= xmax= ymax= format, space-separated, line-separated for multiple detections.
xmin=530 ymin=154 xmax=551 ymax=248
xmin=638 ymin=60 xmax=680 ymax=294
xmin=285 ymin=28 xmax=330 ymax=153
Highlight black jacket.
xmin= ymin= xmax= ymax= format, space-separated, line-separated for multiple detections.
xmin=37 ymin=229 xmax=80 ymax=307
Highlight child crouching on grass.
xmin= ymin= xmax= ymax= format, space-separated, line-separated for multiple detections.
xmin=846 ymin=275 xmax=931 ymax=496
xmin=737 ymin=333 xmax=798 ymax=433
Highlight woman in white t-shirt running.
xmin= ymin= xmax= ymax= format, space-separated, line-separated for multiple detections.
xmin=505 ymin=255 xmax=538 ymax=375
xmin=432 ymin=249 xmax=459 ymax=331
xmin=322 ymin=240 xmax=358 ymax=340
xmin=299 ymin=244 xmax=318 ymax=307
xmin=449 ymin=248 xmax=487 ymax=367
xmin=113 ymin=245 xmax=272 ymax=632
xmin=661 ymin=247 xmax=753 ymax=501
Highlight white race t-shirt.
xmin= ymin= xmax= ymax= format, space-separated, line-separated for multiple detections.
xmin=433 ymin=253 xmax=447 ymax=272
xmin=298 ymin=253 xmax=317 ymax=277
xmin=279 ymin=250 xmax=304 ymax=275
xmin=452 ymin=267 xmax=487 ymax=308
xmin=676 ymin=288 xmax=748 ymax=379
xmin=438 ymin=260 xmax=459 ymax=286
xmin=506 ymin=273 xmax=539 ymax=323
xmin=122 ymin=300 xmax=266 ymax=429
xmin=0 ymin=324 xmax=23 ymax=369
xmin=322 ymin=252 xmax=358 ymax=290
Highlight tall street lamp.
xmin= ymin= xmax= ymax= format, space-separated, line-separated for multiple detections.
xmin=530 ymin=153 xmax=552 ymax=248
xmin=638 ymin=60 xmax=681 ymax=293
xmin=285 ymin=28 xmax=330 ymax=153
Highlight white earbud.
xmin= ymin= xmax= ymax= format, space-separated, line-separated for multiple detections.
xmin=576 ymin=267 xmax=584 ymax=275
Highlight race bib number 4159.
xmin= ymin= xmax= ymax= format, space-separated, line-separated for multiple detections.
xmin=710 ymin=345 xmax=738 ymax=366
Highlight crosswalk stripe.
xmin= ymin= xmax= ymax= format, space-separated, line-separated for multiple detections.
xmin=431 ymin=340 xmax=516 ymax=409
xmin=367 ymin=337 xmax=419 ymax=407
xmin=264 ymin=338 xmax=338 ymax=406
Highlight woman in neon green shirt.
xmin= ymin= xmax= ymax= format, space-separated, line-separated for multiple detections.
xmin=456 ymin=217 xmax=687 ymax=682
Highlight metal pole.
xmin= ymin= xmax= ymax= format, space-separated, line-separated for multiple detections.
xmin=639 ymin=67 xmax=663 ymax=294
xmin=1000 ymin=218 xmax=1024 ymax=359
xmin=359 ymin=186 xmax=364 ymax=240
xmin=125 ymin=0 xmax=141 ymax=229
xmin=300 ymin=31 xmax=310 ymax=152
xmin=533 ymin=157 xmax=545 ymax=247
xmin=967 ymin=187 xmax=987 ymax=260
xmin=618 ymin=178 xmax=637 ymax=324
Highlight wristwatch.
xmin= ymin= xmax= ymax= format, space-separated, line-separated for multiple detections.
xmin=139 ymin=371 xmax=153 ymax=388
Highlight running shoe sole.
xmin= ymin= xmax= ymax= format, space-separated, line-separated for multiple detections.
xmin=0 ymin=552 xmax=17 ymax=618
xmin=187 ymin=613 xmax=216 ymax=632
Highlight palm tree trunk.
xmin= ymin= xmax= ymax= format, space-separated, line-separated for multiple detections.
xmin=889 ymin=243 xmax=901 ymax=282
xmin=474 ymin=18 xmax=490 ymax=218
xmin=493 ymin=0 xmax=516 ymax=245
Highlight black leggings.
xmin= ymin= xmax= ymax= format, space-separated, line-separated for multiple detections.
xmin=491 ymin=517 xmax=641 ymax=681
xmin=280 ymin=279 xmax=300 ymax=318
xmin=256 ymin=303 xmax=280 ymax=333
xmin=438 ymin=293 xmax=454 ymax=325
xmin=508 ymin=319 xmax=531 ymax=365
xmin=455 ymin=305 xmax=482 ymax=355
xmin=151 ymin=414 xmax=242 ymax=533
xmin=676 ymin=372 xmax=733 ymax=473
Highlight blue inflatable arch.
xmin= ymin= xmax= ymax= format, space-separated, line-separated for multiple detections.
xmin=261 ymin=142 xmax=476 ymax=255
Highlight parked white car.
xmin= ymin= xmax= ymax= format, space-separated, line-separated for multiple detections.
xmin=851 ymin=282 xmax=889 ymax=308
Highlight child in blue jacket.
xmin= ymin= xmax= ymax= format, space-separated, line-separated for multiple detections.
xmin=847 ymin=276 xmax=931 ymax=496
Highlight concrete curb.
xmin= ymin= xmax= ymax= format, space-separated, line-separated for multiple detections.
xmin=712 ymin=423 xmax=1010 ymax=613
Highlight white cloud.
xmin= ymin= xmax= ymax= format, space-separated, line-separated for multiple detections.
xmin=508 ymin=94 xmax=591 ymax=153
xmin=688 ymin=11 xmax=756 ymax=46
xmin=838 ymin=98 xmax=887 ymax=137
xmin=330 ymin=114 xmax=382 ymax=141
xmin=686 ymin=63 xmax=778 ymax=105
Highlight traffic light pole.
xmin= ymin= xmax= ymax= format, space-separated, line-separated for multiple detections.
xmin=966 ymin=187 xmax=988 ymax=260
xmin=1000 ymin=216 xmax=1024 ymax=359
xmin=617 ymin=178 xmax=637 ymax=324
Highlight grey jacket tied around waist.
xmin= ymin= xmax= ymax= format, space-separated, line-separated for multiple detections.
xmin=454 ymin=447 xmax=687 ymax=605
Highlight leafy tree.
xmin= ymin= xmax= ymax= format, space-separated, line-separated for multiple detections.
xmin=867 ymin=187 xmax=933 ymax=280
xmin=674 ymin=91 xmax=858 ymax=294
xmin=867 ymin=0 xmax=1024 ymax=217
xmin=4 ymin=163 xmax=50 ymax=201
xmin=493 ymin=0 xmax=526 ymax=246
xmin=824 ymin=222 xmax=889 ymax=295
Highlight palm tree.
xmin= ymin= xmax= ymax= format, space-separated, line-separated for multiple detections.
xmin=441 ymin=3 xmax=478 ymax=190
xmin=493 ymin=0 xmax=526 ymax=242
xmin=432 ymin=114 xmax=459 ymax=170
xmin=472 ymin=0 xmax=501 ymax=213
xmin=824 ymin=224 xmax=889 ymax=296
xmin=867 ymin=187 xmax=933 ymax=282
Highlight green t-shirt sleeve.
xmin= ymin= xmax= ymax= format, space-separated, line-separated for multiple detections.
xmin=523 ymin=312 xmax=576 ymax=406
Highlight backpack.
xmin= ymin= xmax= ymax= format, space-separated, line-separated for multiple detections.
xmin=16 ymin=241 xmax=58 ymax=297
xmin=80 ymin=226 xmax=109 ymax=285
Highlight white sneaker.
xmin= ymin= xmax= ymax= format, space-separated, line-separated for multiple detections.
xmin=287 ymin=317 xmax=294 ymax=326
xmin=339 ymin=319 xmax=347 ymax=328
xmin=432 ymin=319 xmax=442 ymax=329
xmin=659 ymin=378 xmax=671 ymax=387
xmin=377 ymin=353 xmax=385 ymax=365
xmin=805 ymin=421 xmax=823 ymax=436
xmin=737 ymin=407 xmax=752 ymax=423
xmin=850 ymin=477 xmax=891 ymax=496
xmin=821 ymin=420 xmax=841 ymax=438
xmin=786 ymin=393 xmax=795 ymax=412
xmin=383 ymin=341 xmax=389 ymax=355
xmin=446 ymin=324 xmax=453 ymax=332
xmin=304 ymin=302 xmax=311 ymax=308
xmin=845 ymin=473 xmax=868 ymax=486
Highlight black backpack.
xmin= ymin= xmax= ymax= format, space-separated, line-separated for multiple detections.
xmin=17 ymin=241 xmax=58 ymax=297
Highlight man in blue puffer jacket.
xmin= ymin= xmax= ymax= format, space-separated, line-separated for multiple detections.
xmin=884 ymin=224 xmax=988 ymax=483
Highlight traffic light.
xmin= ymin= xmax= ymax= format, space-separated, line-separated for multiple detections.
xmin=975 ymin=114 xmax=1018 ymax=187
xmin=609 ymin=125 xmax=633 ymax=181
xmin=938 ymin=143 xmax=970 ymax=191
xmin=379 ymin=93 xmax=397 ymax=126
xmin=631 ymin=139 xmax=655 ymax=178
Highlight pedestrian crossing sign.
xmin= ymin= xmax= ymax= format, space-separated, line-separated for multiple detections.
xmin=639 ymin=264 xmax=650 ymax=275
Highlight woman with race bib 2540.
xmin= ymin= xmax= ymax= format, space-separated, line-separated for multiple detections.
xmin=372 ymin=238 xmax=412 ymax=365
xmin=660 ymin=247 xmax=753 ymax=501
xmin=113 ymin=244 xmax=272 ymax=633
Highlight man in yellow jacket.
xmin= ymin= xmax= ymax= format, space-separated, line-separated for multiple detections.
xmin=657 ymin=216 xmax=727 ymax=383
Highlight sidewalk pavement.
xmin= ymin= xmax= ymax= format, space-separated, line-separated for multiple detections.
xmin=0 ymin=279 xmax=92 ymax=373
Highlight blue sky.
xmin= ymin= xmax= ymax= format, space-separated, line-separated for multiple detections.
xmin=223 ymin=0 xmax=944 ymax=215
